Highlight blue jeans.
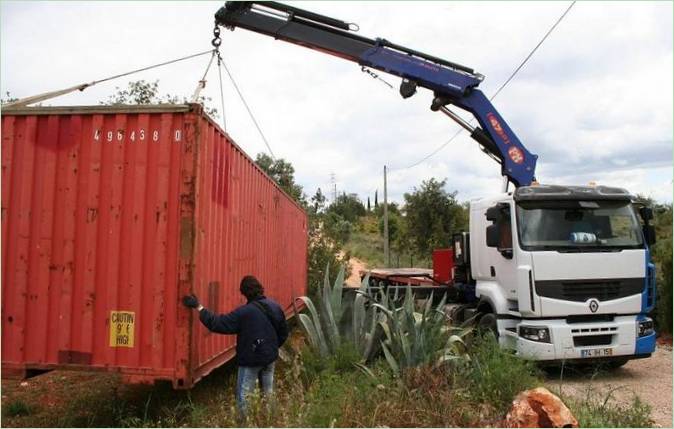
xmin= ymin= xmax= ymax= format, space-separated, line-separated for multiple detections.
xmin=236 ymin=362 xmax=275 ymax=415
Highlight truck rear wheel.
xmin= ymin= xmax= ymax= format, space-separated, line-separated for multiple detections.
xmin=478 ymin=313 xmax=498 ymax=338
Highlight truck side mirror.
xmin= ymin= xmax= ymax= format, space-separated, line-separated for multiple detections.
xmin=639 ymin=207 xmax=654 ymax=222
xmin=485 ymin=204 xmax=514 ymax=259
xmin=486 ymin=224 xmax=499 ymax=247
xmin=485 ymin=206 xmax=501 ymax=222
xmin=643 ymin=224 xmax=656 ymax=246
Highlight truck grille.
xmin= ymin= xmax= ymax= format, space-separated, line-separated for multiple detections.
xmin=573 ymin=335 xmax=613 ymax=347
xmin=536 ymin=278 xmax=644 ymax=302
xmin=562 ymin=281 xmax=621 ymax=301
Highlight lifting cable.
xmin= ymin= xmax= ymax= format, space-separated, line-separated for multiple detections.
xmin=210 ymin=23 xmax=276 ymax=159
xmin=191 ymin=50 xmax=218 ymax=103
xmin=2 ymin=49 xmax=215 ymax=109
xmin=216 ymin=54 xmax=228 ymax=132
xmin=390 ymin=0 xmax=577 ymax=172
xmin=216 ymin=52 xmax=276 ymax=160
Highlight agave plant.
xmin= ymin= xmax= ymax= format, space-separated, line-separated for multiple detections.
xmin=373 ymin=285 xmax=472 ymax=375
xmin=350 ymin=276 xmax=383 ymax=362
xmin=294 ymin=265 xmax=381 ymax=362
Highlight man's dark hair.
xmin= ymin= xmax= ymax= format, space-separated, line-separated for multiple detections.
xmin=240 ymin=275 xmax=264 ymax=300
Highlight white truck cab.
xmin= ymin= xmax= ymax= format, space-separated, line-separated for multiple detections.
xmin=463 ymin=184 xmax=656 ymax=364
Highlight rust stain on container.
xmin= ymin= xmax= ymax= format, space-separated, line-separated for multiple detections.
xmin=1 ymin=104 xmax=308 ymax=388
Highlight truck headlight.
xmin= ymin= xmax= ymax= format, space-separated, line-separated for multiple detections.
xmin=519 ymin=326 xmax=551 ymax=343
xmin=637 ymin=318 xmax=654 ymax=337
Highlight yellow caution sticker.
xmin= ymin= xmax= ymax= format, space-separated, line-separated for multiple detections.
xmin=109 ymin=311 xmax=135 ymax=348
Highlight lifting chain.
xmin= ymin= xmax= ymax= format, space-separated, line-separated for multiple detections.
xmin=212 ymin=23 xmax=222 ymax=48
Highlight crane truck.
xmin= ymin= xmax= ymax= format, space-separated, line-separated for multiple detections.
xmin=214 ymin=2 xmax=657 ymax=366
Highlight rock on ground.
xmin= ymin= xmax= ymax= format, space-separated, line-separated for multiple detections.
xmin=505 ymin=387 xmax=579 ymax=428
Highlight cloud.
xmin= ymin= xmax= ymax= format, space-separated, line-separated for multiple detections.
xmin=2 ymin=1 xmax=671 ymax=205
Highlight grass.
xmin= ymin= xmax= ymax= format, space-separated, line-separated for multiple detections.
xmin=560 ymin=387 xmax=653 ymax=427
xmin=3 ymin=400 xmax=32 ymax=418
xmin=344 ymin=228 xmax=430 ymax=269
xmin=343 ymin=230 xmax=386 ymax=267
xmin=461 ymin=335 xmax=542 ymax=411
xmin=1 ymin=330 xmax=656 ymax=428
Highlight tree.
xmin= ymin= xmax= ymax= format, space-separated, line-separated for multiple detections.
xmin=374 ymin=201 xmax=400 ymax=217
xmin=255 ymin=153 xmax=306 ymax=205
xmin=1 ymin=91 xmax=18 ymax=104
xmin=323 ymin=212 xmax=353 ymax=246
xmin=102 ymin=79 xmax=219 ymax=118
xmin=252 ymin=154 xmax=348 ymax=298
xmin=306 ymin=214 xmax=349 ymax=298
xmin=327 ymin=193 xmax=366 ymax=223
xmin=379 ymin=211 xmax=401 ymax=243
xmin=635 ymin=195 xmax=672 ymax=333
xmin=374 ymin=190 xmax=378 ymax=208
xmin=367 ymin=196 xmax=371 ymax=212
xmin=310 ymin=188 xmax=327 ymax=215
xmin=402 ymin=178 xmax=468 ymax=256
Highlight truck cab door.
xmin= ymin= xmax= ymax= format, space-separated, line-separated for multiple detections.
xmin=485 ymin=203 xmax=519 ymax=303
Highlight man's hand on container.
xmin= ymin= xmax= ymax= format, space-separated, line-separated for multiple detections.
xmin=182 ymin=294 xmax=203 ymax=311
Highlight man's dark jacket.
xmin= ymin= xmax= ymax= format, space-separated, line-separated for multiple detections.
xmin=198 ymin=296 xmax=288 ymax=367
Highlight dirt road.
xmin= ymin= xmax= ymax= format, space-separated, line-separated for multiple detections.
xmin=544 ymin=344 xmax=672 ymax=427
xmin=343 ymin=254 xmax=368 ymax=287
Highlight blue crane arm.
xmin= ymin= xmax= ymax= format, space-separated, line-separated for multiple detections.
xmin=215 ymin=1 xmax=538 ymax=187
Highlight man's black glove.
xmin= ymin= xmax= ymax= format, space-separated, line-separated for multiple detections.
xmin=182 ymin=294 xmax=200 ymax=309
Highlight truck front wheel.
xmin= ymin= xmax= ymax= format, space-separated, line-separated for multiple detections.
xmin=605 ymin=358 xmax=629 ymax=369
xmin=478 ymin=313 xmax=498 ymax=338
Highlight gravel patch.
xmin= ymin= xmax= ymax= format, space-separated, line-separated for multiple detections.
xmin=545 ymin=345 xmax=672 ymax=427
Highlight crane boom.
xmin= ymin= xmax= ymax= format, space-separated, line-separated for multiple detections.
xmin=215 ymin=1 xmax=538 ymax=187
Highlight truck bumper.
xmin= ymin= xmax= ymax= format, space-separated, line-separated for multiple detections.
xmin=511 ymin=315 xmax=656 ymax=361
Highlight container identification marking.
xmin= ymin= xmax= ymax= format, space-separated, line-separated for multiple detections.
xmin=109 ymin=311 xmax=135 ymax=348
xmin=93 ymin=129 xmax=182 ymax=143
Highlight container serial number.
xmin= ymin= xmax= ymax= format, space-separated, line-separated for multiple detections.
xmin=93 ymin=129 xmax=182 ymax=143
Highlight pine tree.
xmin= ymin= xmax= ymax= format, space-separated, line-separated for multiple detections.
xmin=374 ymin=190 xmax=378 ymax=208
xmin=367 ymin=196 xmax=371 ymax=212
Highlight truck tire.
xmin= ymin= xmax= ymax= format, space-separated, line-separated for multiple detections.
xmin=478 ymin=313 xmax=498 ymax=338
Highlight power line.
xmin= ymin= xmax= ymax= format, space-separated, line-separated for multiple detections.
xmin=391 ymin=0 xmax=576 ymax=172
xmin=219 ymin=56 xmax=276 ymax=159
xmin=489 ymin=0 xmax=576 ymax=102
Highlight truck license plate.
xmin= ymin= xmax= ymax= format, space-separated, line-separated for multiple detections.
xmin=580 ymin=348 xmax=613 ymax=358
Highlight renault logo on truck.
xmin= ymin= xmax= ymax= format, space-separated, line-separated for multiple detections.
xmin=589 ymin=299 xmax=599 ymax=313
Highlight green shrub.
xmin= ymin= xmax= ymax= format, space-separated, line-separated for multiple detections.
xmin=459 ymin=335 xmax=541 ymax=411
xmin=4 ymin=400 xmax=32 ymax=418
xmin=654 ymin=234 xmax=672 ymax=334
xmin=301 ymin=363 xmax=388 ymax=427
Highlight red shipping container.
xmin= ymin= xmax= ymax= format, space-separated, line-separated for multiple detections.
xmin=432 ymin=248 xmax=454 ymax=285
xmin=1 ymin=104 xmax=307 ymax=388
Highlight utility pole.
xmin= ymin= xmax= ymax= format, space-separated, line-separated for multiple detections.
xmin=383 ymin=165 xmax=389 ymax=268
xmin=330 ymin=173 xmax=337 ymax=203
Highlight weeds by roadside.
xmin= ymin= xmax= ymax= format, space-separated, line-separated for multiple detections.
xmin=561 ymin=387 xmax=653 ymax=427
xmin=3 ymin=400 xmax=32 ymax=418
xmin=461 ymin=335 xmax=541 ymax=411
xmin=1 ymin=310 xmax=656 ymax=428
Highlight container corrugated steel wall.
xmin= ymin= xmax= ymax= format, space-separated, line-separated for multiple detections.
xmin=1 ymin=105 xmax=307 ymax=388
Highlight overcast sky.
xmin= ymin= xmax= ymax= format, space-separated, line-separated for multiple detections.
xmin=2 ymin=1 xmax=672 ymax=205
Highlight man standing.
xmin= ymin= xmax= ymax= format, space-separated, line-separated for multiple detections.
xmin=182 ymin=275 xmax=288 ymax=415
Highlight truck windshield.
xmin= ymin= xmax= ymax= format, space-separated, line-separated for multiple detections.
xmin=516 ymin=200 xmax=644 ymax=251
